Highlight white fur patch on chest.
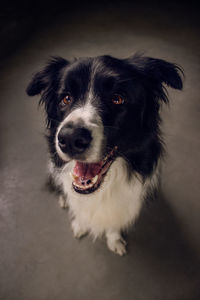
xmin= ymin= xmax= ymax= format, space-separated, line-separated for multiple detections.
xmin=49 ymin=157 xmax=159 ymax=237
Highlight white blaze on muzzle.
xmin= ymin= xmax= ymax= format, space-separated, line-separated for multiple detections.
xmin=55 ymin=102 xmax=104 ymax=163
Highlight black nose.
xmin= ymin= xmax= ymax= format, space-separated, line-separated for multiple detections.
xmin=58 ymin=125 xmax=92 ymax=156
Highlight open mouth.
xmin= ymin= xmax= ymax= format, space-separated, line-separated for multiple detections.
xmin=71 ymin=146 xmax=118 ymax=194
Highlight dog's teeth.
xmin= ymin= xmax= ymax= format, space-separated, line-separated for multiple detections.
xmin=73 ymin=179 xmax=95 ymax=190
xmin=92 ymin=175 xmax=98 ymax=184
xmin=74 ymin=182 xmax=82 ymax=188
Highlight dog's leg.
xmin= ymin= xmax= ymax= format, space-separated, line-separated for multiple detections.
xmin=106 ymin=230 xmax=127 ymax=256
xmin=58 ymin=195 xmax=68 ymax=209
xmin=71 ymin=218 xmax=88 ymax=239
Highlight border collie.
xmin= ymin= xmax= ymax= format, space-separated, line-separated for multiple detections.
xmin=26 ymin=54 xmax=183 ymax=255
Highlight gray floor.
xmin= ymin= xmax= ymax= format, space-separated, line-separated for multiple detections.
xmin=0 ymin=2 xmax=200 ymax=300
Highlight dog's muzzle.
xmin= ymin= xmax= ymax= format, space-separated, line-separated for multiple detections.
xmin=56 ymin=118 xmax=116 ymax=195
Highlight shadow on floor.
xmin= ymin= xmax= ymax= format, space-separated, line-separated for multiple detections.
xmin=124 ymin=191 xmax=200 ymax=299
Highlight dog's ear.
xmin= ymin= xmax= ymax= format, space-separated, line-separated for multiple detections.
xmin=26 ymin=56 xmax=69 ymax=96
xmin=143 ymin=56 xmax=183 ymax=90
xmin=128 ymin=54 xmax=184 ymax=102
xmin=26 ymin=57 xmax=69 ymax=128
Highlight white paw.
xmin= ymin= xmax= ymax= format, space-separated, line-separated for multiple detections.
xmin=58 ymin=195 xmax=68 ymax=209
xmin=71 ymin=219 xmax=88 ymax=239
xmin=107 ymin=237 xmax=127 ymax=256
xmin=106 ymin=231 xmax=127 ymax=256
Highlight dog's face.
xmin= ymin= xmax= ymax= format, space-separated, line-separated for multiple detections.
xmin=27 ymin=54 xmax=183 ymax=194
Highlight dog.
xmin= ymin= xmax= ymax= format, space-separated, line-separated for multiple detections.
xmin=26 ymin=54 xmax=183 ymax=255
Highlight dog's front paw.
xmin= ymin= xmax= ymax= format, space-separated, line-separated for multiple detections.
xmin=107 ymin=238 xmax=127 ymax=256
xmin=106 ymin=231 xmax=127 ymax=256
xmin=71 ymin=219 xmax=88 ymax=239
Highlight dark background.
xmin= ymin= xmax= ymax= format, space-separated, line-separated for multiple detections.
xmin=0 ymin=1 xmax=200 ymax=300
xmin=0 ymin=0 xmax=199 ymax=60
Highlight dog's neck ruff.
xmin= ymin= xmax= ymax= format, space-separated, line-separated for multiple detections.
xmin=72 ymin=146 xmax=118 ymax=194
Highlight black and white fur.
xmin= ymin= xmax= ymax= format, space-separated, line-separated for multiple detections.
xmin=27 ymin=54 xmax=183 ymax=255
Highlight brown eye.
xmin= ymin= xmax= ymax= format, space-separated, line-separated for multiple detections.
xmin=61 ymin=94 xmax=72 ymax=106
xmin=112 ymin=94 xmax=125 ymax=105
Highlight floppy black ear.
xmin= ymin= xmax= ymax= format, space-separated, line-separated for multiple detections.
xmin=128 ymin=54 xmax=184 ymax=93
xmin=144 ymin=57 xmax=184 ymax=90
xmin=26 ymin=56 xmax=69 ymax=96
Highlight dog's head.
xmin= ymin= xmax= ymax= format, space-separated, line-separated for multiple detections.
xmin=27 ymin=54 xmax=183 ymax=194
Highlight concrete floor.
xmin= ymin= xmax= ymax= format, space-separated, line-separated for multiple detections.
xmin=0 ymin=1 xmax=200 ymax=299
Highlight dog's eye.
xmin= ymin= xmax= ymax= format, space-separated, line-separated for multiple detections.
xmin=61 ymin=94 xmax=72 ymax=106
xmin=112 ymin=94 xmax=125 ymax=105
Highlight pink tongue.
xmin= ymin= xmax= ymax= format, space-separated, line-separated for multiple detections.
xmin=73 ymin=161 xmax=102 ymax=179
